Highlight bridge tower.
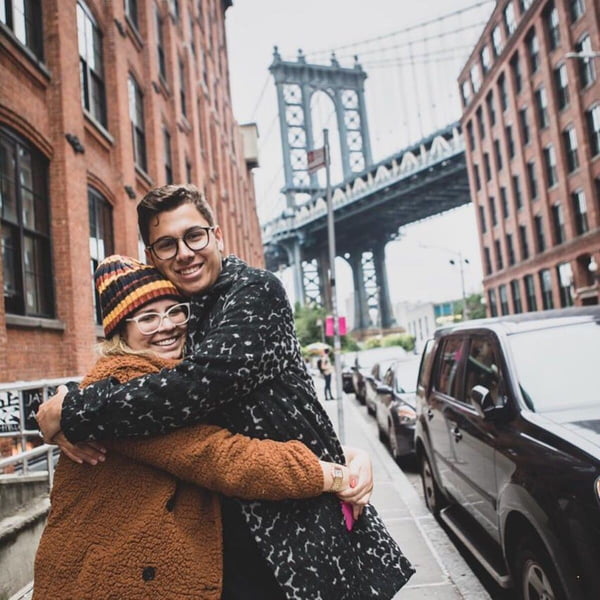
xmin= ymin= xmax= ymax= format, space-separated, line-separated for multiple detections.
xmin=269 ymin=48 xmax=393 ymax=330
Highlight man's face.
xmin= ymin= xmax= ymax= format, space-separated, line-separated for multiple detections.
xmin=145 ymin=202 xmax=224 ymax=296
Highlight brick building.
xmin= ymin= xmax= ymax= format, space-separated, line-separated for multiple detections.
xmin=458 ymin=0 xmax=600 ymax=316
xmin=0 ymin=0 xmax=264 ymax=382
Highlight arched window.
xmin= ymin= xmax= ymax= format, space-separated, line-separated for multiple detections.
xmin=88 ymin=187 xmax=114 ymax=324
xmin=0 ymin=126 xmax=53 ymax=316
xmin=77 ymin=1 xmax=107 ymax=127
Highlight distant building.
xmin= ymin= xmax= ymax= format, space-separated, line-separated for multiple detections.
xmin=394 ymin=301 xmax=436 ymax=353
xmin=0 ymin=1 xmax=263 ymax=381
xmin=458 ymin=0 xmax=600 ymax=315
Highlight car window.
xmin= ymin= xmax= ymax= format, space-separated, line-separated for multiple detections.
xmin=383 ymin=367 xmax=394 ymax=387
xmin=371 ymin=364 xmax=379 ymax=378
xmin=434 ymin=336 xmax=465 ymax=400
xmin=464 ymin=335 xmax=506 ymax=407
xmin=417 ymin=339 xmax=435 ymax=391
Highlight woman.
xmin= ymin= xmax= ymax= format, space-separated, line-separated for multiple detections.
xmin=33 ymin=255 xmax=367 ymax=599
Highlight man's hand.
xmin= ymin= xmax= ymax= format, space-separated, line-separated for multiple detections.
xmin=51 ymin=432 xmax=106 ymax=466
xmin=36 ymin=385 xmax=107 ymax=465
xmin=338 ymin=446 xmax=374 ymax=519
xmin=35 ymin=385 xmax=67 ymax=442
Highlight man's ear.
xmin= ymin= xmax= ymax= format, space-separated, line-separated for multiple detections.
xmin=145 ymin=247 xmax=156 ymax=266
xmin=214 ymin=225 xmax=224 ymax=252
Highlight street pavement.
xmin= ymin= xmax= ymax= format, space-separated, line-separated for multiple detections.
xmin=314 ymin=373 xmax=491 ymax=600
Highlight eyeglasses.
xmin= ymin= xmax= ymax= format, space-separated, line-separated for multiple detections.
xmin=126 ymin=302 xmax=191 ymax=335
xmin=147 ymin=226 xmax=215 ymax=260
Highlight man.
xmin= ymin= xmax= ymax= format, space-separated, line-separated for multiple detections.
xmin=37 ymin=184 xmax=413 ymax=599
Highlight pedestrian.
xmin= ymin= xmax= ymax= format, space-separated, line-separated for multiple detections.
xmin=321 ymin=348 xmax=335 ymax=400
xmin=37 ymin=184 xmax=414 ymax=599
xmin=33 ymin=255 xmax=360 ymax=599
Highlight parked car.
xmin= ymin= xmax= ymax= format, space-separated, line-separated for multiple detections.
xmin=341 ymin=352 xmax=358 ymax=394
xmin=373 ymin=357 xmax=420 ymax=462
xmin=351 ymin=346 xmax=407 ymax=404
xmin=415 ymin=306 xmax=600 ymax=600
xmin=364 ymin=359 xmax=397 ymax=416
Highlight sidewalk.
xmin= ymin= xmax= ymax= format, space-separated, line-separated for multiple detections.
xmin=314 ymin=375 xmax=491 ymax=600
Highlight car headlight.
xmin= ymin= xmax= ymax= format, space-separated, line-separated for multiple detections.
xmin=595 ymin=477 xmax=600 ymax=505
xmin=396 ymin=405 xmax=417 ymax=425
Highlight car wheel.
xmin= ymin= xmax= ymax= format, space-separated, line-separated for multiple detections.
xmin=513 ymin=535 xmax=566 ymax=600
xmin=366 ymin=402 xmax=375 ymax=416
xmin=420 ymin=452 xmax=446 ymax=516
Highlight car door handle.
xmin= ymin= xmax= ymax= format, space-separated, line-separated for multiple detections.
xmin=427 ymin=409 xmax=434 ymax=421
xmin=452 ymin=426 xmax=462 ymax=442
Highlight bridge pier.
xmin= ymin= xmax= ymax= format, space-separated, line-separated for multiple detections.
xmin=373 ymin=241 xmax=396 ymax=329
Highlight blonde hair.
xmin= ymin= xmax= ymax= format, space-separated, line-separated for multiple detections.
xmin=96 ymin=331 xmax=158 ymax=359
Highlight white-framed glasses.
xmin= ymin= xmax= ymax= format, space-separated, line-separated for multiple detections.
xmin=125 ymin=302 xmax=191 ymax=335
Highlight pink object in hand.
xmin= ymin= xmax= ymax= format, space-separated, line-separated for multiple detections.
xmin=341 ymin=501 xmax=355 ymax=531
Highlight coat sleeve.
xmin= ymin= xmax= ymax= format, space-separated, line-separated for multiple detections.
xmin=108 ymin=424 xmax=324 ymax=500
xmin=61 ymin=272 xmax=296 ymax=442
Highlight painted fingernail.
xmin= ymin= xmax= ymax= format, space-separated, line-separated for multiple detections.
xmin=350 ymin=477 xmax=357 ymax=488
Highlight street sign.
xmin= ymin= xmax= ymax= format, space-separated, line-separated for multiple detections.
xmin=307 ymin=147 xmax=327 ymax=174
xmin=325 ymin=316 xmax=347 ymax=336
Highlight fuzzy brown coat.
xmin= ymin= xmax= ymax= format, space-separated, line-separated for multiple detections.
xmin=33 ymin=353 xmax=323 ymax=600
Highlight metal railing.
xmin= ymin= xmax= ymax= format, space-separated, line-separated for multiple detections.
xmin=0 ymin=377 xmax=80 ymax=486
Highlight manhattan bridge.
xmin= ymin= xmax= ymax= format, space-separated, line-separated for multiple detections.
xmin=255 ymin=2 xmax=494 ymax=331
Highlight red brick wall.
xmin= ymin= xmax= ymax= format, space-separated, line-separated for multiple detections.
xmin=0 ymin=0 xmax=263 ymax=382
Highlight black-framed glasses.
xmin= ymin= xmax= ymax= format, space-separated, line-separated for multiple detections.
xmin=147 ymin=226 xmax=215 ymax=260
xmin=125 ymin=302 xmax=191 ymax=335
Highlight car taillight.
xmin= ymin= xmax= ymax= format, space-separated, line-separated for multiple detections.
xmin=396 ymin=406 xmax=417 ymax=425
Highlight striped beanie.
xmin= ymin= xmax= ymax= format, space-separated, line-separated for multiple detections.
xmin=95 ymin=255 xmax=183 ymax=337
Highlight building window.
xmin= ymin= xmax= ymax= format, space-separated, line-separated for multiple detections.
xmin=489 ymin=196 xmax=498 ymax=226
xmin=524 ymin=274 xmax=537 ymax=311
xmin=155 ymin=5 xmax=167 ymax=81
xmin=575 ymin=35 xmax=597 ymax=88
xmin=479 ymin=204 xmax=487 ymax=233
xmin=527 ymin=161 xmax=538 ymax=199
xmin=471 ymin=63 xmax=481 ymax=94
xmin=484 ymin=153 xmax=492 ymax=181
xmin=539 ymin=269 xmax=554 ymax=309
xmin=163 ymin=127 xmax=173 ymax=184
xmin=544 ymin=3 xmax=560 ymax=51
xmin=484 ymin=246 xmax=492 ymax=274
xmin=535 ymin=87 xmax=549 ymax=129
xmin=168 ymin=0 xmax=179 ymax=21
xmin=503 ymin=2 xmax=516 ymax=37
xmin=495 ymin=239 xmax=503 ymax=270
xmin=474 ymin=164 xmax=481 ymax=191
xmin=551 ymin=203 xmax=566 ymax=244
xmin=511 ymin=280 xmax=523 ymax=313
xmin=510 ymin=52 xmax=522 ymax=93
xmin=477 ymin=106 xmax=485 ymax=138
xmin=572 ymin=190 xmax=589 ymax=234
xmin=506 ymin=233 xmax=515 ymax=265
xmin=89 ymin=187 xmax=114 ymax=324
xmin=557 ymin=262 xmax=574 ymax=307
xmin=492 ymin=25 xmax=503 ymax=57
xmin=498 ymin=74 xmax=508 ymax=111
xmin=569 ymin=0 xmax=585 ymax=23
xmin=543 ymin=145 xmax=558 ymax=188
xmin=466 ymin=121 xmax=475 ymax=150
xmin=553 ymin=64 xmax=569 ymax=110
xmin=586 ymin=105 xmax=600 ymax=157
xmin=128 ymin=75 xmax=147 ymax=172
xmin=461 ymin=80 xmax=472 ymax=107
xmin=519 ymin=107 xmax=530 ymax=144
xmin=486 ymin=92 xmax=496 ymax=125
xmin=534 ymin=215 xmax=546 ymax=251
xmin=513 ymin=174 xmax=523 ymax=211
xmin=526 ymin=29 xmax=539 ymax=73
xmin=188 ymin=15 xmax=196 ymax=56
xmin=77 ymin=2 xmax=107 ymax=127
xmin=519 ymin=0 xmax=533 ymax=12
xmin=494 ymin=139 xmax=503 ymax=171
xmin=488 ymin=288 xmax=498 ymax=317
xmin=0 ymin=128 xmax=53 ymax=317
xmin=179 ymin=57 xmax=187 ymax=118
xmin=519 ymin=225 xmax=530 ymax=259
xmin=0 ymin=0 xmax=43 ymax=59
xmin=499 ymin=285 xmax=509 ymax=315
xmin=562 ymin=127 xmax=579 ymax=172
xmin=506 ymin=125 xmax=515 ymax=159
xmin=480 ymin=45 xmax=491 ymax=74
xmin=501 ymin=186 xmax=509 ymax=218
xmin=124 ymin=0 xmax=138 ymax=29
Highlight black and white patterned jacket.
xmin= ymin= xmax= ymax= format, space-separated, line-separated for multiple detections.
xmin=62 ymin=256 xmax=414 ymax=599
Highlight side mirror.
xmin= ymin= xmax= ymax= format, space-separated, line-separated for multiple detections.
xmin=377 ymin=384 xmax=393 ymax=395
xmin=471 ymin=385 xmax=496 ymax=417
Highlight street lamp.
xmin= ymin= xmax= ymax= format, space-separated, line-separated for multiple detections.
xmin=449 ymin=253 xmax=470 ymax=320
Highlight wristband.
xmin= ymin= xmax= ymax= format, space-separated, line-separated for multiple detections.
xmin=330 ymin=464 xmax=345 ymax=492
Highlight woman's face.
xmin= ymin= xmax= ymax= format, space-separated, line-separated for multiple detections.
xmin=123 ymin=298 xmax=187 ymax=360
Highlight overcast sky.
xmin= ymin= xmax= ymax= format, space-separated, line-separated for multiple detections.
xmin=225 ymin=0 xmax=494 ymax=308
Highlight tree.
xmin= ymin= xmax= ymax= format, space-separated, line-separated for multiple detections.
xmin=294 ymin=303 xmax=326 ymax=347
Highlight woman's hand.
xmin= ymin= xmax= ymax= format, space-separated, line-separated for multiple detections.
xmin=319 ymin=461 xmax=350 ymax=492
xmin=338 ymin=446 xmax=374 ymax=519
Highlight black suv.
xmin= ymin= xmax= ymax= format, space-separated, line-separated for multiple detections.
xmin=415 ymin=307 xmax=600 ymax=600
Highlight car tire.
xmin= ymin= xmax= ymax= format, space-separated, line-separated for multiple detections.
xmin=366 ymin=402 xmax=375 ymax=416
xmin=420 ymin=452 xmax=446 ymax=516
xmin=512 ymin=534 xmax=566 ymax=600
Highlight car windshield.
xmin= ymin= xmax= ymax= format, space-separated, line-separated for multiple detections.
xmin=509 ymin=321 xmax=600 ymax=413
